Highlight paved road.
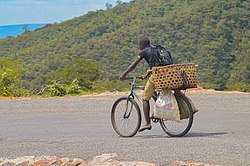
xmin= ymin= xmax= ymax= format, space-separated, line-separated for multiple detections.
xmin=0 ymin=92 xmax=249 ymax=165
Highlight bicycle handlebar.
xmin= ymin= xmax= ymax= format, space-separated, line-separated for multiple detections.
xmin=126 ymin=76 xmax=145 ymax=80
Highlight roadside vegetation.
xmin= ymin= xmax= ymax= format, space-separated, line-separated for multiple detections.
xmin=0 ymin=0 xmax=249 ymax=97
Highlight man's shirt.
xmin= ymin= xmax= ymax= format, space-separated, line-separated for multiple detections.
xmin=138 ymin=46 xmax=159 ymax=68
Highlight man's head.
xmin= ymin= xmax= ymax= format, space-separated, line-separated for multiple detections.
xmin=139 ymin=37 xmax=150 ymax=50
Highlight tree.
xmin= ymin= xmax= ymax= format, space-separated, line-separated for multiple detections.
xmin=116 ymin=1 xmax=123 ymax=5
xmin=62 ymin=58 xmax=105 ymax=90
xmin=105 ymin=2 xmax=113 ymax=9
xmin=0 ymin=60 xmax=29 ymax=96
xmin=22 ymin=25 xmax=30 ymax=32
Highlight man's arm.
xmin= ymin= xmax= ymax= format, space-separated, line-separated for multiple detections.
xmin=120 ymin=58 xmax=142 ymax=80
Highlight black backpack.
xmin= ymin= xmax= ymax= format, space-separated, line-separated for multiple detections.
xmin=151 ymin=45 xmax=173 ymax=67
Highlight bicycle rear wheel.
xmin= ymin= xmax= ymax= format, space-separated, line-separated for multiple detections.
xmin=160 ymin=92 xmax=193 ymax=137
xmin=111 ymin=97 xmax=141 ymax=137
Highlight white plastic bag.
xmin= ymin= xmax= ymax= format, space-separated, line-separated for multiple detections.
xmin=152 ymin=90 xmax=180 ymax=122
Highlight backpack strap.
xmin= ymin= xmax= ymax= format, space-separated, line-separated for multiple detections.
xmin=150 ymin=45 xmax=162 ymax=66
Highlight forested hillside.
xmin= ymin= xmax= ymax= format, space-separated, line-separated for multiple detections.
xmin=0 ymin=0 xmax=249 ymax=96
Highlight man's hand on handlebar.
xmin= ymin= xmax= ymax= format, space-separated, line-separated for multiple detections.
xmin=119 ymin=74 xmax=126 ymax=80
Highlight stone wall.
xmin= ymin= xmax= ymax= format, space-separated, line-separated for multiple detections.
xmin=0 ymin=153 xmax=157 ymax=166
xmin=0 ymin=153 xmax=220 ymax=166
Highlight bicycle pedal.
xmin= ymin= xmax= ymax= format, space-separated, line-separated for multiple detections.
xmin=151 ymin=118 xmax=159 ymax=123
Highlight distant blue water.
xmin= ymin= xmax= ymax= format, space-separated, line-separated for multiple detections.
xmin=0 ymin=24 xmax=46 ymax=39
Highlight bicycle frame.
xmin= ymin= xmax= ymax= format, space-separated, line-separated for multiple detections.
xmin=127 ymin=76 xmax=144 ymax=105
xmin=121 ymin=76 xmax=144 ymax=119
xmin=125 ymin=76 xmax=160 ymax=123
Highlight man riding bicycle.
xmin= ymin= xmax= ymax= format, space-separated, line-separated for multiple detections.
xmin=119 ymin=37 xmax=173 ymax=132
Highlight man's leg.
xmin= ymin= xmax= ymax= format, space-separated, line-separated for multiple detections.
xmin=139 ymin=76 xmax=155 ymax=132
xmin=138 ymin=99 xmax=152 ymax=132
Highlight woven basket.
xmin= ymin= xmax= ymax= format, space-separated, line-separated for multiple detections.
xmin=151 ymin=63 xmax=197 ymax=90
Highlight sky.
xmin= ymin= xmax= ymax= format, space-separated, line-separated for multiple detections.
xmin=0 ymin=0 xmax=132 ymax=26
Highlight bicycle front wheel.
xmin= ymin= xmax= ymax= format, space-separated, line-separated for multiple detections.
xmin=160 ymin=92 xmax=193 ymax=137
xmin=111 ymin=97 xmax=141 ymax=137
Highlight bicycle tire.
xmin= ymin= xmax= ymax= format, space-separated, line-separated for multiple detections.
xmin=111 ymin=97 xmax=141 ymax=137
xmin=160 ymin=92 xmax=193 ymax=137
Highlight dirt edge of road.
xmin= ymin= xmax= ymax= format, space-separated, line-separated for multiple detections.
xmin=0 ymin=87 xmax=248 ymax=101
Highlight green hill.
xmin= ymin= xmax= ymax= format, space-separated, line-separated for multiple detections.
xmin=0 ymin=0 xmax=249 ymax=96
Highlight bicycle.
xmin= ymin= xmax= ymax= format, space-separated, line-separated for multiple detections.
xmin=111 ymin=76 xmax=194 ymax=137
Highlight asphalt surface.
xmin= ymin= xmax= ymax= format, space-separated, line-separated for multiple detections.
xmin=0 ymin=91 xmax=249 ymax=166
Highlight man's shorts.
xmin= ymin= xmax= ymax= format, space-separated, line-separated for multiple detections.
xmin=143 ymin=76 xmax=156 ymax=101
